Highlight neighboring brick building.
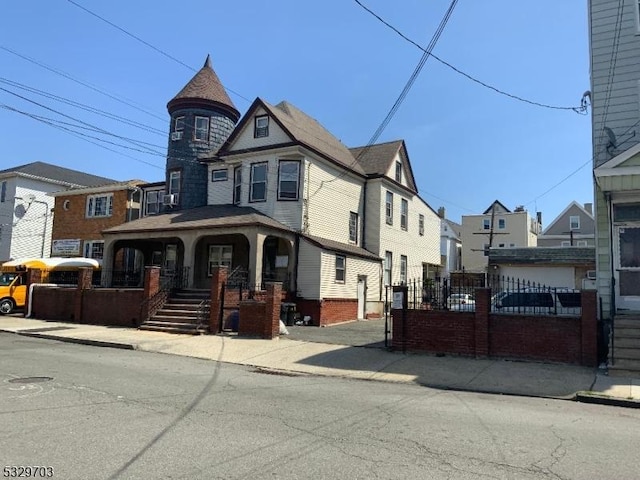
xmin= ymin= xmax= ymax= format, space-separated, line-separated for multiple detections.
xmin=50 ymin=180 xmax=144 ymax=267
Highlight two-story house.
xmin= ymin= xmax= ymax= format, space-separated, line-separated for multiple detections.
xmin=49 ymin=179 xmax=145 ymax=270
xmin=590 ymin=0 xmax=640 ymax=316
xmin=0 ymin=161 xmax=113 ymax=263
xmin=537 ymin=201 xmax=595 ymax=247
xmin=101 ymin=55 xmax=441 ymax=325
xmin=461 ymin=200 xmax=541 ymax=272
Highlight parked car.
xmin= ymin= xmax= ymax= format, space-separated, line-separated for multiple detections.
xmin=493 ymin=288 xmax=581 ymax=315
xmin=447 ymin=293 xmax=475 ymax=310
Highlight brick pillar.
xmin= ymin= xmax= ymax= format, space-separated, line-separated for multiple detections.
xmin=25 ymin=268 xmax=42 ymax=317
xmin=209 ymin=266 xmax=228 ymax=333
xmin=264 ymin=282 xmax=282 ymax=339
xmin=141 ymin=266 xmax=161 ymax=322
xmin=581 ymin=290 xmax=598 ymax=367
xmin=391 ymin=285 xmax=409 ymax=352
xmin=474 ymin=287 xmax=491 ymax=358
xmin=74 ymin=267 xmax=94 ymax=322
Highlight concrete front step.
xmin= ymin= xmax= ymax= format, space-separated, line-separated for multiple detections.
xmin=612 ymin=337 xmax=640 ymax=349
xmin=151 ymin=314 xmax=200 ymax=323
xmin=155 ymin=307 xmax=201 ymax=316
xmin=611 ymin=347 xmax=640 ymax=360
xmin=139 ymin=324 xmax=207 ymax=335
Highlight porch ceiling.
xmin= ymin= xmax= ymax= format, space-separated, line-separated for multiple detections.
xmin=103 ymin=205 xmax=294 ymax=235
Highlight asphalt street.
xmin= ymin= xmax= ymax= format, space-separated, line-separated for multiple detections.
xmin=2 ymin=332 xmax=639 ymax=480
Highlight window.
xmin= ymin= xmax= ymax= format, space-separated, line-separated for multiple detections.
xmin=144 ymin=190 xmax=161 ymax=216
xmin=254 ymin=115 xmax=269 ymax=138
xmin=174 ymin=116 xmax=184 ymax=132
xmin=395 ymin=161 xmax=402 ymax=182
xmin=577 ymin=240 xmax=588 ymax=247
xmin=498 ymin=218 xmax=506 ymax=229
xmin=169 ymin=170 xmax=181 ymax=203
xmin=400 ymin=199 xmax=408 ymax=231
xmin=386 ymin=191 xmax=393 ymax=225
xmin=419 ymin=214 xmax=424 ymax=236
xmin=212 ymin=169 xmax=228 ymax=182
xmin=483 ymin=219 xmax=490 ymax=230
xmin=561 ymin=241 xmax=571 ymax=247
xmin=349 ymin=212 xmax=358 ymax=243
xmin=86 ymin=193 xmax=113 ymax=218
xmin=509 ymin=243 xmax=516 ymax=248
xmin=278 ymin=160 xmax=299 ymax=200
xmin=0 ymin=181 xmax=5 ymax=202
xmin=498 ymin=243 xmax=505 ymax=248
xmin=384 ymin=251 xmax=392 ymax=285
xmin=233 ymin=166 xmax=242 ymax=205
xmin=194 ymin=116 xmax=209 ymax=142
xmin=84 ymin=240 xmax=104 ymax=259
xmin=208 ymin=245 xmax=233 ymax=276
xmin=335 ymin=255 xmax=346 ymax=283
xmin=400 ymin=255 xmax=407 ymax=284
xmin=570 ymin=215 xmax=580 ymax=230
xmin=250 ymin=163 xmax=268 ymax=202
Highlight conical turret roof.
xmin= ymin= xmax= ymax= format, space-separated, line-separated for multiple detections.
xmin=167 ymin=55 xmax=240 ymax=121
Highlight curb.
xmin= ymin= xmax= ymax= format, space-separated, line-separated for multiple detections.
xmin=575 ymin=392 xmax=640 ymax=409
xmin=13 ymin=331 xmax=136 ymax=350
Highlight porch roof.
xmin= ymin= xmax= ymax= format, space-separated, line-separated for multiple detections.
xmin=302 ymin=234 xmax=382 ymax=261
xmin=102 ymin=205 xmax=294 ymax=235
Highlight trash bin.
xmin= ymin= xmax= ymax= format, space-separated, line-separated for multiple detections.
xmin=228 ymin=310 xmax=239 ymax=332
xmin=281 ymin=303 xmax=296 ymax=326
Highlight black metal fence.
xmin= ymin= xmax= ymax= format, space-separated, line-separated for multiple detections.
xmin=386 ymin=274 xmax=582 ymax=316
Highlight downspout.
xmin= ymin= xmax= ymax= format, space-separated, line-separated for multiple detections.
xmin=606 ymin=192 xmax=615 ymax=318
xmin=362 ymin=181 xmax=367 ymax=250
xmin=294 ymin=232 xmax=300 ymax=298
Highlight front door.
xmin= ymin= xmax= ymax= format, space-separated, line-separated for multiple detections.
xmin=614 ymin=225 xmax=640 ymax=311
xmin=357 ymin=276 xmax=366 ymax=320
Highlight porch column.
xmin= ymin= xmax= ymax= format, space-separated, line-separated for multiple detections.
xmin=101 ymin=237 xmax=116 ymax=287
xmin=182 ymin=234 xmax=197 ymax=288
xmin=248 ymin=231 xmax=266 ymax=286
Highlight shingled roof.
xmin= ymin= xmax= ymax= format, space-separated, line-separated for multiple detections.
xmin=349 ymin=139 xmax=418 ymax=192
xmin=489 ymin=247 xmax=595 ymax=266
xmin=302 ymin=234 xmax=381 ymax=261
xmin=167 ymin=55 xmax=240 ymax=121
xmin=103 ymin=204 xmax=293 ymax=235
xmin=0 ymin=161 xmax=115 ymax=187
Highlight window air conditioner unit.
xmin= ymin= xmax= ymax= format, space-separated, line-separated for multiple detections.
xmin=586 ymin=270 xmax=596 ymax=280
xmin=171 ymin=131 xmax=183 ymax=141
xmin=162 ymin=194 xmax=177 ymax=206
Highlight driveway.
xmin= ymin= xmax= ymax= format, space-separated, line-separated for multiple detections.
xmin=283 ymin=318 xmax=389 ymax=348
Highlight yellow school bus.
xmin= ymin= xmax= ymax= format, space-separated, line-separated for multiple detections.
xmin=0 ymin=257 xmax=100 ymax=314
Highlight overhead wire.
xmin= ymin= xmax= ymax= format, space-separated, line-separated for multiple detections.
xmin=354 ymin=0 xmax=588 ymax=114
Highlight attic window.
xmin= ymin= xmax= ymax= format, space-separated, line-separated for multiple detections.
xmin=395 ymin=161 xmax=402 ymax=182
xmin=570 ymin=215 xmax=580 ymax=230
xmin=254 ymin=115 xmax=269 ymax=138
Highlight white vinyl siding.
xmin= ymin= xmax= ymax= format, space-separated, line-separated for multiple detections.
xmin=9 ymin=180 xmax=55 ymax=260
xmin=227 ymin=106 xmax=292 ymax=151
xmin=296 ymin=239 xmax=322 ymax=299
xmin=319 ymin=249 xmax=380 ymax=300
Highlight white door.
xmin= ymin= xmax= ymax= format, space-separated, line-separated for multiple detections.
xmin=357 ymin=276 xmax=366 ymax=320
xmin=614 ymin=225 xmax=640 ymax=311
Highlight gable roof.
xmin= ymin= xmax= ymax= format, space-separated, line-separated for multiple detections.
xmin=103 ymin=204 xmax=293 ymax=235
xmin=541 ymin=201 xmax=594 ymax=235
xmin=167 ymin=55 xmax=240 ymax=122
xmin=219 ymin=97 xmax=366 ymax=176
xmin=0 ymin=161 xmax=115 ymax=187
xmin=349 ymin=139 xmax=418 ymax=192
xmin=49 ymin=179 xmax=146 ymax=197
xmin=483 ymin=200 xmax=511 ymax=215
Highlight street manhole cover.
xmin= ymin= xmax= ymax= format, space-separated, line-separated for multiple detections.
xmin=8 ymin=377 xmax=53 ymax=384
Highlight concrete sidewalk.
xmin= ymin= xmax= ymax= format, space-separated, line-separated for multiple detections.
xmin=1 ymin=316 xmax=639 ymax=407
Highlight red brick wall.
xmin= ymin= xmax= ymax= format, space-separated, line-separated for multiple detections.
xmin=238 ymin=301 xmax=267 ymax=337
xmin=295 ymin=299 xmax=322 ymax=326
xmin=31 ymin=287 xmax=75 ymax=321
xmin=81 ymin=289 xmax=144 ymax=327
xmin=51 ymin=189 xmax=131 ymax=253
xmin=294 ymin=298 xmax=358 ymax=326
xmin=391 ymin=289 xmax=598 ymax=366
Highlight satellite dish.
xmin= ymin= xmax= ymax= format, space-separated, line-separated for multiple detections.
xmin=24 ymin=193 xmax=36 ymax=204
xmin=604 ymin=127 xmax=617 ymax=153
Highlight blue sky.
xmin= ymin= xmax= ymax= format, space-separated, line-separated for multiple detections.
xmin=1 ymin=1 xmax=591 ymax=225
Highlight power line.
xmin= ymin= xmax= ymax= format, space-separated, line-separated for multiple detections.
xmin=65 ymin=0 xmax=252 ymax=105
xmin=0 ymin=45 xmax=167 ymax=122
xmin=354 ymin=0 xmax=587 ymax=114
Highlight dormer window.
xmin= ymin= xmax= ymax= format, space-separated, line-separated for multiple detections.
xmin=174 ymin=116 xmax=185 ymax=132
xmin=395 ymin=161 xmax=402 ymax=182
xmin=254 ymin=115 xmax=269 ymax=138
xmin=194 ymin=116 xmax=209 ymax=142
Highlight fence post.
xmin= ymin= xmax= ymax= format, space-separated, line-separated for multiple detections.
xmin=209 ymin=266 xmax=228 ymax=333
xmin=140 ymin=266 xmax=161 ymax=322
xmin=581 ymin=290 xmax=598 ymax=367
xmin=392 ymin=284 xmax=409 ymax=353
xmin=73 ymin=267 xmax=94 ymax=322
xmin=264 ymin=282 xmax=282 ymax=339
xmin=474 ymin=287 xmax=491 ymax=358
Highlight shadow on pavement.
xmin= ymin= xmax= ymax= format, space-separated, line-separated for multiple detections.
xmin=284 ymin=318 xmax=389 ymax=348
